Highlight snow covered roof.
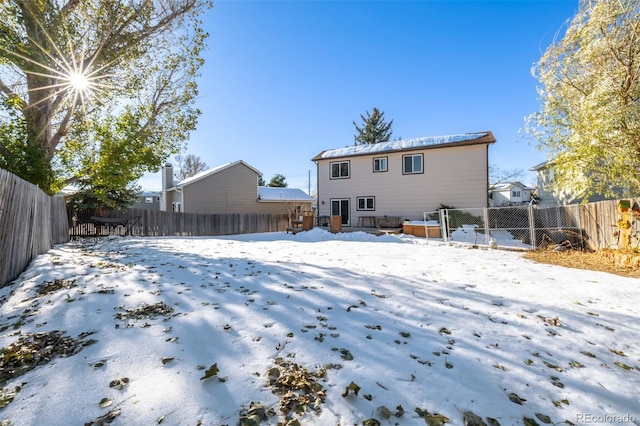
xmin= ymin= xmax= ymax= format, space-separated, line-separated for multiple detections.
xmin=312 ymin=131 xmax=495 ymax=160
xmin=173 ymin=160 xmax=262 ymax=188
xmin=258 ymin=187 xmax=313 ymax=202
xmin=490 ymin=181 xmax=533 ymax=191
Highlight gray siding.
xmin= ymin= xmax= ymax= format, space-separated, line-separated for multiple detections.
xmin=183 ymin=163 xmax=259 ymax=214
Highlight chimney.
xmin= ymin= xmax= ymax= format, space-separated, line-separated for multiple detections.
xmin=160 ymin=163 xmax=174 ymax=211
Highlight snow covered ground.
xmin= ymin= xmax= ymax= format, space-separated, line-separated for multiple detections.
xmin=1 ymin=229 xmax=639 ymax=426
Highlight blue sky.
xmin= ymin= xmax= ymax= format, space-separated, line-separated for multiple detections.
xmin=138 ymin=0 xmax=579 ymax=192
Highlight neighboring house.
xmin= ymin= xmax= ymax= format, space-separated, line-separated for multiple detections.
xmin=131 ymin=191 xmax=161 ymax=210
xmin=530 ymin=161 xmax=621 ymax=206
xmin=488 ymin=182 xmax=533 ymax=207
xmin=257 ymin=186 xmax=314 ymax=216
xmin=311 ymin=131 xmax=496 ymax=226
xmin=160 ymin=160 xmax=313 ymax=215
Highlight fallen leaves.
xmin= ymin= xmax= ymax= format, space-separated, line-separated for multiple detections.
xmin=0 ymin=330 xmax=97 ymax=386
xmin=265 ymin=357 xmax=327 ymax=419
xmin=0 ymin=385 xmax=20 ymax=409
xmin=36 ymin=278 xmax=77 ymax=296
xmin=114 ymin=302 xmax=175 ymax=321
xmin=109 ymin=377 xmax=129 ymax=390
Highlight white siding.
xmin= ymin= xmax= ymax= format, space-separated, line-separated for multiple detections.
xmin=316 ymin=144 xmax=489 ymax=223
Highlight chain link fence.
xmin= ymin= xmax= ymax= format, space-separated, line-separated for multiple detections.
xmin=421 ymin=205 xmax=584 ymax=250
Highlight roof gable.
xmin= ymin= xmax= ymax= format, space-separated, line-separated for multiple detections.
xmin=174 ymin=160 xmax=262 ymax=188
xmin=312 ymin=131 xmax=495 ymax=161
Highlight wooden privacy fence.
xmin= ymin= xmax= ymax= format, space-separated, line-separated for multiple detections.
xmin=68 ymin=208 xmax=291 ymax=238
xmin=579 ymin=198 xmax=640 ymax=250
xmin=0 ymin=169 xmax=69 ymax=288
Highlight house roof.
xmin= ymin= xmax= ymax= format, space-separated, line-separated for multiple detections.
xmin=258 ymin=187 xmax=314 ymax=202
xmin=311 ymin=131 xmax=495 ymax=161
xmin=489 ymin=181 xmax=533 ymax=191
xmin=171 ymin=160 xmax=262 ymax=189
xmin=529 ymin=160 xmax=552 ymax=171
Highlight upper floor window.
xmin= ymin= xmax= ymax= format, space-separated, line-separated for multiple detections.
xmin=357 ymin=196 xmax=375 ymax=211
xmin=373 ymin=157 xmax=388 ymax=172
xmin=330 ymin=161 xmax=350 ymax=179
xmin=403 ymin=154 xmax=423 ymax=174
xmin=145 ymin=196 xmax=154 ymax=204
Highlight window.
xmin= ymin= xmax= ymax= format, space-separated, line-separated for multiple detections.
xmin=145 ymin=196 xmax=154 ymax=204
xmin=512 ymin=190 xmax=521 ymax=198
xmin=357 ymin=196 xmax=375 ymax=211
xmin=403 ymin=154 xmax=423 ymax=174
xmin=373 ymin=157 xmax=388 ymax=172
xmin=330 ymin=161 xmax=350 ymax=179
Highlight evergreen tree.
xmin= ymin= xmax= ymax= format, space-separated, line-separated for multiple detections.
xmin=268 ymin=174 xmax=287 ymax=188
xmin=353 ymin=107 xmax=394 ymax=145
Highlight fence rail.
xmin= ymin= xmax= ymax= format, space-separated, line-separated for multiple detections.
xmin=68 ymin=208 xmax=291 ymax=238
xmin=0 ymin=169 xmax=69 ymax=288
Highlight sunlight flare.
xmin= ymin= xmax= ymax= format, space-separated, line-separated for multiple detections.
xmin=67 ymin=70 xmax=90 ymax=91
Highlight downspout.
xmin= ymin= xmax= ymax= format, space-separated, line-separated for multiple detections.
xmin=314 ymin=160 xmax=321 ymax=216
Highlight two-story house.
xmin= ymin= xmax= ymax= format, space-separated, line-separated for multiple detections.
xmin=530 ymin=161 xmax=622 ymax=207
xmin=488 ymin=182 xmax=533 ymax=207
xmin=312 ymin=131 xmax=496 ymax=226
xmin=160 ymin=160 xmax=313 ymax=215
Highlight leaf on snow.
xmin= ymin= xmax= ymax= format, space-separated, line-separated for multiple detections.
xmin=99 ymin=397 xmax=113 ymax=408
xmin=535 ymin=413 xmax=552 ymax=424
xmin=200 ymin=363 xmax=219 ymax=380
xmin=415 ymin=408 xmax=450 ymax=426
xmin=109 ymin=377 xmax=129 ymax=390
xmin=341 ymin=381 xmax=360 ymax=397
xmin=377 ymin=406 xmax=392 ymax=419
xmin=508 ymin=392 xmax=526 ymax=405
xmin=463 ymin=411 xmax=487 ymax=426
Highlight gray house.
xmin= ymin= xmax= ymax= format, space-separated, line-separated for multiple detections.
xmin=131 ymin=191 xmax=161 ymax=210
xmin=160 ymin=160 xmax=313 ymax=215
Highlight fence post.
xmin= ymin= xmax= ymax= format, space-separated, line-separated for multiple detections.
xmin=440 ymin=209 xmax=449 ymax=242
xmin=482 ymin=207 xmax=490 ymax=246
xmin=577 ymin=204 xmax=584 ymax=250
xmin=528 ymin=204 xmax=536 ymax=249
